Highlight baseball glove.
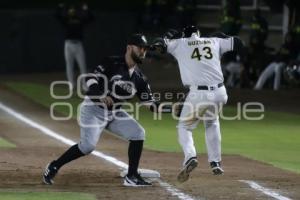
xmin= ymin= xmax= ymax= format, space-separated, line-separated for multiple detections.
xmin=163 ymin=29 xmax=183 ymax=39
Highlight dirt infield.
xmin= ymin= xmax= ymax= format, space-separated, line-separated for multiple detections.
xmin=0 ymin=85 xmax=300 ymax=200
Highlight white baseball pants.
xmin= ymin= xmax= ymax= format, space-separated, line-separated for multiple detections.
xmin=254 ymin=62 xmax=285 ymax=90
xmin=177 ymin=85 xmax=228 ymax=166
xmin=64 ymin=40 xmax=87 ymax=90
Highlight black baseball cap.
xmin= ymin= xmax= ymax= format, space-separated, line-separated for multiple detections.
xmin=183 ymin=25 xmax=200 ymax=37
xmin=127 ymin=34 xmax=149 ymax=47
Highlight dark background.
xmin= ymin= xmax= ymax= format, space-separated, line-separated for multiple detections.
xmin=0 ymin=10 xmax=139 ymax=73
xmin=0 ymin=0 xmax=154 ymax=73
xmin=0 ymin=0 xmax=296 ymax=74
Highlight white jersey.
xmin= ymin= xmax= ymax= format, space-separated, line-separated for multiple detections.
xmin=165 ymin=34 xmax=234 ymax=86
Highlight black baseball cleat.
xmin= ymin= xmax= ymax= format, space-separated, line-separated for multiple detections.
xmin=43 ymin=161 xmax=58 ymax=185
xmin=123 ymin=173 xmax=152 ymax=187
xmin=177 ymin=157 xmax=198 ymax=183
xmin=210 ymin=161 xmax=224 ymax=175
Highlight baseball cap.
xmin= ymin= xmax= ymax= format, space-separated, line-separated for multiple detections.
xmin=127 ymin=34 xmax=149 ymax=47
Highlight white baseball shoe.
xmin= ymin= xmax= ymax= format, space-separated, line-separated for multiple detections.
xmin=177 ymin=157 xmax=198 ymax=183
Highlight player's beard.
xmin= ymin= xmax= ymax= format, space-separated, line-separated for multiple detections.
xmin=131 ymin=51 xmax=144 ymax=64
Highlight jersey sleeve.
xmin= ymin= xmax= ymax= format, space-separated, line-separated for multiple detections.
xmin=85 ymin=59 xmax=111 ymax=99
xmin=217 ymin=37 xmax=234 ymax=55
xmin=164 ymin=38 xmax=180 ymax=55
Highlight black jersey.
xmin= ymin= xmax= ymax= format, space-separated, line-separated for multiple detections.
xmin=56 ymin=5 xmax=94 ymax=41
xmin=86 ymin=56 xmax=156 ymax=110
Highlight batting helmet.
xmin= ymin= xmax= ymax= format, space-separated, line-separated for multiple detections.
xmin=183 ymin=25 xmax=200 ymax=38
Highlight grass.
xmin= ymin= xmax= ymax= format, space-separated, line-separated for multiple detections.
xmin=4 ymin=81 xmax=300 ymax=173
xmin=0 ymin=191 xmax=96 ymax=200
xmin=0 ymin=137 xmax=16 ymax=148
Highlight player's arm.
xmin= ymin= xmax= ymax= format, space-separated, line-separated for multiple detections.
xmin=81 ymin=3 xmax=95 ymax=24
xmin=232 ymin=37 xmax=244 ymax=53
xmin=211 ymin=32 xmax=245 ymax=55
xmin=85 ymin=65 xmax=107 ymax=97
xmin=85 ymin=59 xmax=114 ymax=106
xmin=149 ymin=29 xmax=182 ymax=54
xmin=55 ymin=3 xmax=67 ymax=23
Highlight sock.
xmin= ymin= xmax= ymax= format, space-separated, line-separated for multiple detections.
xmin=52 ymin=144 xmax=84 ymax=170
xmin=127 ymin=140 xmax=144 ymax=176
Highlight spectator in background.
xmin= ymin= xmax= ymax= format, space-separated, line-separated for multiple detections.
xmin=219 ymin=1 xmax=244 ymax=88
xmin=283 ymin=59 xmax=300 ymax=88
xmin=220 ymin=0 xmax=242 ymax=36
xmin=291 ymin=24 xmax=300 ymax=47
xmin=56 ymin=2 xmax=94 ymax=91
xmin=239 ymin=10 xmax=272 ymax=88
xmin=254 ymin=31 xmax=299 ymax=90
xmin=249 ymin=9 xmax=269 ymax=44
xmin=286 ymin=0 xmax=300 ymax=29
xmin=241 ymin=34 xmax=274 ymax=88
xmin=222 ymin=51 xmax=243 ymax=88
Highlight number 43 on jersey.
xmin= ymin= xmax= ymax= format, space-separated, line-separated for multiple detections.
xmin=191 ymin=47 xmax=213 ymax=60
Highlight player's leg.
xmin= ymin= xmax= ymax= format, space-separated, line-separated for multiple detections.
xmin=64 ymin=41 xmax=76 ymax=90
xmin=77 ymin=101 xmax=109 ymax=154
xmin=74 ymin=42 xmax=87 ymax=75
xmin=176 ymin=120 xmax=200 ymax=183
xmin=254 ymin=62 xmax=277 ymax=90
xmin=107 ymin=110 xmax=151 ymax=186
xmin=203 ymin=114 xmax=223 ymax=175
xmin=273 ymin=62 xmax=285 ymax=90
xmin=43 ymin=99 xmax=108 ymax=185
xmin=203 ymin=88 xmax=227 ymax=175
xmin=74 ymin=42 xmax=88 ymax=91
xmin=177 ymin=91 xmax=206 ymax=165
xmin=176 ymin=91 xmax=204 ymax=182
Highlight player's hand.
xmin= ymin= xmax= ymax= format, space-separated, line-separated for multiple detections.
xmin=173 ymin=103 xmax=183 ymax=117
xmin=100 ymin=96 xmax=114 ymax=107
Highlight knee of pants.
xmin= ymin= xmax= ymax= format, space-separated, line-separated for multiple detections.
xmin=274 ymin=65 xmax=283 ymax=74
xmin=78 ymin=140 xmax=97 ymax=155
xmin=204 ymin=119 xmax=218 ymax=129
xmin=128 ymin=127 xmax=145 ymax=141
xmin=177 ymin=120 xmax=197 ymax=131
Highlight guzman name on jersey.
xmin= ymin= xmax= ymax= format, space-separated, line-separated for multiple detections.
xmin=188 ymin=40 xmax=212 ymax=46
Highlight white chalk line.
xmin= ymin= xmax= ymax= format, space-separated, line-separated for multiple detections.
xmin=0 ymin=102 xmax=197 ymax=200
xmin=240 ymin=180 xmax=292 ymax=200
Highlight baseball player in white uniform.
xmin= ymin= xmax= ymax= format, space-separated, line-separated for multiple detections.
xmin=151 ymin=26 xmax=244 ymax=182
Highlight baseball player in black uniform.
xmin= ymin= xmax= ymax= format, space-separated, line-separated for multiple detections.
xmin=56 ymin=2 xmax=94 ymax=90
xmin=43 ymin=34 xmax=170 ymax=187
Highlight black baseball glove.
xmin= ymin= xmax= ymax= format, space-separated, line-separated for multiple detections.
xmin=163 ymin=29 xmax=183 ymax=39
xmin=149 ymin=37 xmax=167 ymax=54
